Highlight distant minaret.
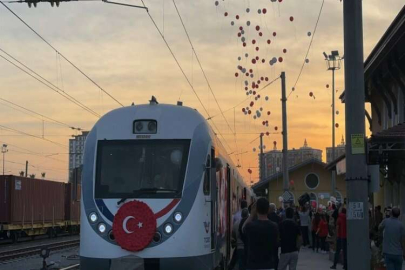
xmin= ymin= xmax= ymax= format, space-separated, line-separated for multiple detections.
xmin=341 ymin=135 xmax=345 ymax=145
xmin=303 ymin=139 xmax=308 ymax=148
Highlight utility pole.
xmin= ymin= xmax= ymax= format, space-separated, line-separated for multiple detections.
xmin=2 ymin=144 xmax=8 ymax=175
xmin=25 ymin=160 xmax=28 ymax=177
xmin=343 ymin=1 xmax=370 ymax=269
xmin=323 ymin=50 xmax=342 ymax=197
xmin=259 ymin=133 xmax=265 ymax=182
xmin=281 ymin=72 xmax=289 ymax=191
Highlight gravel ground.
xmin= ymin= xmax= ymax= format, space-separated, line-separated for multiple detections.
xmin=0 ymin=235 xmax=80 ymax=253
xmin=0 ymin=246 xmax=80 ymax=270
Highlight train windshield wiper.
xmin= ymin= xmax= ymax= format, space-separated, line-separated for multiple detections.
xmin=117 ymin=190 xmax=141 ymax=205
xmin=138 ymin=188 xmax=178 ymax=193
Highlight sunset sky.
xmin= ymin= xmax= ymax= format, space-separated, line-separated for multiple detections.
xmin=0 ymin=0 xmax=404 ymax=183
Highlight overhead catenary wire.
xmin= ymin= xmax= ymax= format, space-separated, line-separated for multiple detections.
xmin=172 ymin=0 xmax=241 ymax=161
xmin=138 ymin=0 xmax=234 ymax=152
xmin=0 ymin=97 xmax=82 ymax=130
xmin=0 ymin=52 xmax=100 ymax=118
xmin=0 ymin=124 xmax=67 ymax=148
xmin=289 ymin=0 xmax=325 ymax=98
xmin=0 ymin=1 xmax=124 ymax=107
xmin=209 ymin=76 xmax=281 ymax=120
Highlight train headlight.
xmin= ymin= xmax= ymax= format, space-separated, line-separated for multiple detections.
xmin=98 ymin=223 xmax=107 ymax=234
xmin=164 ymin=223 xmax=173 ymax=234
xmin=89 ymin=212 xmax=98 ymax=223
xmin=174 ymin=212 xmax=183 ymax=223
xmin=148 ymin=121 xmax=157 ymax=133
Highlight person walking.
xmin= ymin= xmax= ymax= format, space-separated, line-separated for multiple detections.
xmin=268 ymin=203 xmax=281 ymax=225
xmin=298 ymin=206 xmax=310 ymax=247
xmin=278 ymin=207 xmax=301 ymax=270
xmin=311 ymin=211 xmax=321 ymax=252
xmin=374 ymin=205 xmax=383 ymax=231
xmin=231 ymin=208 xmax=249 ymax=270
xmin=234 ymin=200 xmax=248 ymax=224
xmin=330 ymin=208 xmax=347 ymax=270
xmin=243 ymin=198 xmax=279 ymax=270
xmin=317 ymin=214 xmax=329 ymax=253
xmin=379 ymin=207 xmax=405 ymax=270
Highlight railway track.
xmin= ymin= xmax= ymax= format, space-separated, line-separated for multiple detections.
xmin=0 ymin=239 xmax=80 ymax=263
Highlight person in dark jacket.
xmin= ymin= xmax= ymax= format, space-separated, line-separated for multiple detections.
xmin=278 ymin=207 xmax=301 ymax=270
xmin=243 ymin=198 xmax=279 ymax=270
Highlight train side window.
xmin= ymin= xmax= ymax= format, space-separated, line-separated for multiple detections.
xmin=203 ymin=155 xmax=210 ymax=195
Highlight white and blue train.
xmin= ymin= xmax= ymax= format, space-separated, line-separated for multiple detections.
xmin=80 ymin=97 xmax=254 ymax=270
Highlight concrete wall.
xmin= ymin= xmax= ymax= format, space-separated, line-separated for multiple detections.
xmin=266 ymin=162 xmax=346 ymax=205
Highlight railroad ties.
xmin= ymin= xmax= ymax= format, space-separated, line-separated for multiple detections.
xmin=0 ymin=239 xmax=80 ymax=263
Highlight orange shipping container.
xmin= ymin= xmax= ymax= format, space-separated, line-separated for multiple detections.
xmin=0 ymin=175 xmax=65 ymax=224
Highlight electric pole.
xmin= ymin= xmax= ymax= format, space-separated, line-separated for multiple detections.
xmin=2 ymin=144 xmax=8 ymax=175
xmin=323 ymin=50 xmax=342 ymax=197
xmin=343 ymin=1 xmax=370 ymax=269
xmin=281 ymin=72 xmax=289 ymax=192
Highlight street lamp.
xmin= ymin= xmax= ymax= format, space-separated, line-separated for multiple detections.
xmin=2 ymin=144 xmax=8 ymax=175
xmin=323 ymin=50 xmax=342 ymax=197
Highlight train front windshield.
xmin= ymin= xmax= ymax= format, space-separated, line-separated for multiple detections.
xmin=95 ymin=140 xmax=190 ymax=199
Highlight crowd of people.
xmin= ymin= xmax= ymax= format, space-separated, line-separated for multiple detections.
xmin=230 ymin=197 xmax=348 ymax=270
xmin=230 ymin=197 xmax=405 ymax=270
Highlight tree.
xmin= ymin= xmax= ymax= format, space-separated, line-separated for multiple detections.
xmin=19 ymin=171 xmax=25 ymax=177
xmin=41 ymin=172 xmax=46 ymax=179
xmin=29 ymin=174 xmax=36 ymax=179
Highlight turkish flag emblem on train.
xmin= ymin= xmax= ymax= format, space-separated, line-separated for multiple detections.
xmin=112 ymin=200 xmax=156 ymax=251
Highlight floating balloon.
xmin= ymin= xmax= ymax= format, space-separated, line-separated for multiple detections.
xmin=273 ymin=32 xmax=277 ymax=37
xmin=267 ymin=111 xmax=271 ymax=115
xmin=253 ymin=115 xmax=257 ymax=119
xmin=267 ymin=39 xmax=271 ymax=44
xmin=246 ymin=8 xmax=250 ymax=13
xmin=238 ymin=56 xmax=241 ymax=61
xmin=283 ymin=48 xmax=287 ymax=53
xmin=235 ymin=73 xmax=239 ymax=77
xmin=274 ymin=126 xmax=278 ymax=131
xmin=256 ymin=47 xmax=259 ymax=51
xmin=326 ymin=84 xmax=330 ymax=88
xmin=250 ymin=101 xmax=254 ymax=107
xmin=259 ymin=32 xmax=263 ymax=37
xmin=265 ymin=96 xmax=269 ymax=101
xmin=252 ymin=39 xmax=256 ymax=44
xmin=252 ymin=59 xmax=256 ymax=64
xmin=305 ymin=58 xmax=309 ymax=63
xmin=260 ymin=107 xmax=263 ymax=111
xmin=214 ymin=1 xmax=219 ymax=6
xmin=253 ymin=148 xmax=256 ymax=152
xmin=241 ymin=37 xmax=246 ymax=42
xmin=335 ymin=123 xmax=339 ymax=128
xmin=224 ymin=12 xmax=228 ymax=17
xmin=257 ymin=9 xmax=261 ymax=14
xmin=236 ymin=15 xmax=240 ymax=19
xmin=290 ymin=16 xmax=294 ymax=22
xmin=309 ymin=92 xmax=313 ymax=97
xmin=263 ymin=8 xmax=267 ymax=14
xmin=256 ymin=25 xmax=260 ymax=31
xmin=292 ymin=87 xmax=295 ymax=91
xmin=266 ymin=131 xmax=270 ymax=136
xmin=261 ymin=59 xmax=265 ymax=63
xmin=336 ymin=110 xmax=340 ymax=115
xmin=247 ymin=21 xmax=251 ymax=26
xmin=278 ymin=57 xmax=283 ymax=62
xmin=245 ymin=53 xmax=249 ymax=57
xmin=231 ymin=21 xmax=235 ymax=26
xmin=248 ymin=110 xmax=251 ymax=114
xmin=265 ymin=77 xmax=269 ymax=81
xmin=242 ymin=42 xmax=246 ymax=47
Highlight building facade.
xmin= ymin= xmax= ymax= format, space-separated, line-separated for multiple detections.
xmin=253 ymin=159 xmax=346 ymax=206
xmin=262 ymin=139 xmax=322 ymax=178
xmin=69 ymin=131 xmax=88 ymax=183
xmin=326 ymin=136 xmax=346 ymax=163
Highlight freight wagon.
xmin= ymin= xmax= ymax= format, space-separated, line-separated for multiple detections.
xmin=0 ymin=175 xmax=80 ymax=242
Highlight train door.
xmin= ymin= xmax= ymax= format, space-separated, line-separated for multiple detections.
xmin=226 ymin=165 xmax=231 ymax=265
